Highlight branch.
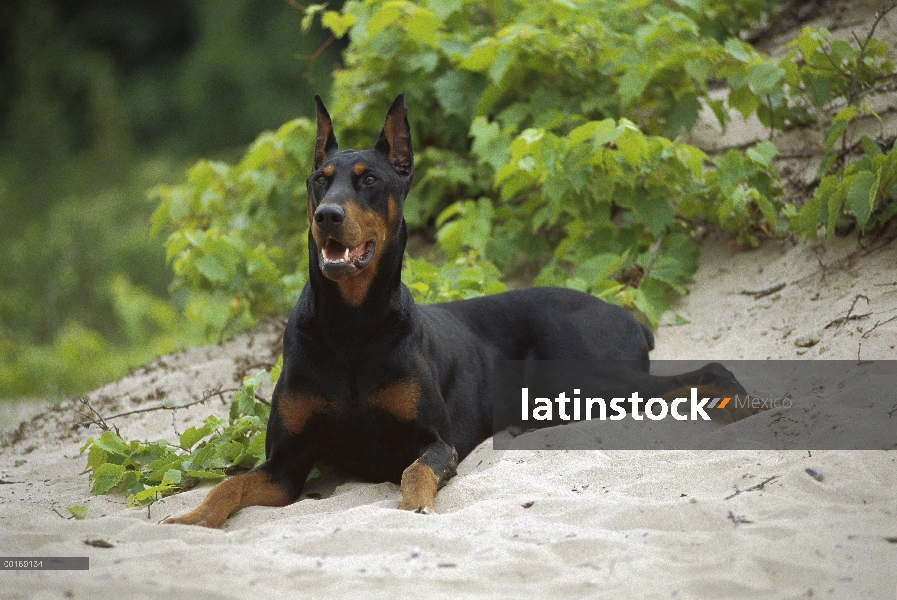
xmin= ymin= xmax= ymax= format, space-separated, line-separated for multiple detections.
xmin=861 ymin=314 xmax=897 ymax=339
xmin=847 ymin=3 xmax=897 ymax=106
xmin=724 ymin=475 xmax=779 ymax=500
xmin=824 ymin=294 xmax=871 ymax=328
xmin=639 ymin=234 xmax=666 ymax=284
xmin=77 ymin=386 xmax=270 ymax=428
xmin=75 ymin=397 xmax=119 ymax=436
xmin=740 ymin=282 xmax=786 ymax=299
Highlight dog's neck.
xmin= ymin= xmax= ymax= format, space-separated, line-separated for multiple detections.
xmin=304 ymin=219 xmax=411 ymax=337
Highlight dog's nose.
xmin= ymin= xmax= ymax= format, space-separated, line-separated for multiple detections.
xmin=314 ymin=204 xmax=345 ymax=231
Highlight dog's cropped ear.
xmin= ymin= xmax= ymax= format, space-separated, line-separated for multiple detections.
xmin=314 ymin=95 xmax=338 ymax=170
xmin=375 ymin=93 xmax=414 ymax=182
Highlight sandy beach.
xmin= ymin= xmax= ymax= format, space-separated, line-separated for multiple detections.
xmin=1 ymin=231 xmax=895 ymax=599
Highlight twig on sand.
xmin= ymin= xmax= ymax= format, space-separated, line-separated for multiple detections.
xmin=75 ymin=397 xmax=119 ymax=436
xmin=825 ymin=294 xmax=871 ymax=329
xmin=725 ymin=475 xmax=779 ymax=500
xmin=861 ymin=314 xmax=897 ymax=339
xmin=740 ymin=282 xmax=786 ymax=299
xmin=77 ymin=387 xmax=270 ymax=429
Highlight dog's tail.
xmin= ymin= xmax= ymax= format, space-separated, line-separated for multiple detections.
xmin=641 ymin=323 xmax=655 ymax=352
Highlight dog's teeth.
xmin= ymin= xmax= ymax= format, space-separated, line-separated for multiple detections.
xmin=343 ymin=247 xmax=350 ymax=260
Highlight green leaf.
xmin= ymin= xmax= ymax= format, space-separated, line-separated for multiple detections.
xmin=575 ymin=253 xmax=628 ymax=287
xmin=746 ymin=62 xmax=784 ymax=95
xmin=92 ymin=431 xmax=129 ymax=458
xmin=846 ymin=170 xmax=879 ymax=231
xmin=180 ymin=424 xmax=212 ymax=450
xmin=321 ymin=11 xmax=356 ymax=38
xmin=860 ymin=135 xmax=883 ymax=158
xmin=746 ymin=141 xmax=778 ymax=168
xmin=366 ymin=3 xmax=402 ymax=39
xmin=162 ymin=469 xmax=183 ymax=485
xmin=404 ymin=7 xmax=440 ymax=47
xmin=619 ymin=68 xmax=651 ymax=106
xmin=725 ymin=38 xmax=752 ymax=62
xmin=567 ymin=121 xmax=602 ymax=146
xmin=269 ymin=355 xmax=283 ymax=385
xmin=800 ymin=71 xmax=832 ymax=109
xmin=665 ymin=92 xmax=702 ymax=134
xmin=86 ymin=445 xmax=109 ymax=471
xmin=728 ymin=83 xmax=759 ymax=118
xmin=67 ymin=505 xmax=88 ymax=520
xmin=633 ymin=278 xmax=670 ymax=327
xmin=193 ymin=254 xmax=231 ymax=283
xmin=632 ymin=197 xmax=675 ymax=237
xmin=460 ymin=41 xmax=499 ymax=72
xmin=91 ymin=463 xmax=126 ymax=495
xmin=185 ymin=470 xmax=227 ymax=480
xmin=129 ymin=483 xmax=175 ymax=505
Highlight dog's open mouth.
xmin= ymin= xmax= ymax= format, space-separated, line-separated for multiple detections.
xmin=321 ymin=238 xmax=375 ymax=271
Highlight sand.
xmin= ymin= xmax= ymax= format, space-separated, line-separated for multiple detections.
xmin=1 ymin=233 xmax=895 ymax=600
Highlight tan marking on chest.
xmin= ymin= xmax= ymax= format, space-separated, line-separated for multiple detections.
xmin=368 ymin=380 xmax=420 ymax=421
xmin=277 ymin=394 xmax=327 ymax=434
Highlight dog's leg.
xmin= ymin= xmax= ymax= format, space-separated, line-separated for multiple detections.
xmin=165 ymin=410 xmax=322 ymax=528
xmin=398 ymin=441 xmax=458 ymax=514
xmin=653 ymin=362 xmax=759 ymax=421
xmin=163 ymin=468 xmax=296 ymax=529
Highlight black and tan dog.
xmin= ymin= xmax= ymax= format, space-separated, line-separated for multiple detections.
xmin=165 ymin=94 xmax=753 ymax=528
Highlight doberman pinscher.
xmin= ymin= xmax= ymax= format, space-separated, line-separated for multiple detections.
xmin=165 ymin=94 xmax=754 ymax=528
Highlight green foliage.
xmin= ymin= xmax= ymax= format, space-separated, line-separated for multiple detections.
xmin=778 ymin=26 xmax=897 ymax=236
xmin=151 ymin=119 xmax=318 ymax=333
xmin=82 ymin=368 xmax=275 ymax=506
xmin=0 ymin=274 xmax=209 ymax=398
xmin=156 ymin=0 xmax=796 ymax=327
xmin=151 ymin=0 xmax=895 ymax=332
xmin=405 ymin=254 xmax=506 ymax=304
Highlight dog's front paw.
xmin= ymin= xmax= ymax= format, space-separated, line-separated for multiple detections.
xmin=398 ymin=499 xmax=435 ymax=514
xmin=163 ymin=509 xmax=225 ymax=528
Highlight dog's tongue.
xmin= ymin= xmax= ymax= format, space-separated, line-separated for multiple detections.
xmin=324 ymin=240 xmax=349 ymax=262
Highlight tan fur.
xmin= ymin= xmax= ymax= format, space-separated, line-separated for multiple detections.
xmin=398 ymin=460 xmax=439 ymax=513
xmin=277 ymin=394 xmax=327 ymax=434
xmin=162 ymin=471 xmax=291 ymax=528
xmin=368 ymin=380 xmax=420 ymax=421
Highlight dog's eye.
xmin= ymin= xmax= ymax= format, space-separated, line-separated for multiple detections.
xmin=316 ymin=176 xmax=327 ymax=185
xmin=362 ymin=175 xmax=377 ymax=186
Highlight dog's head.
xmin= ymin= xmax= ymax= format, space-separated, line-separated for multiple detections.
xmin=306 ymin=94 xmax=413 ymax=305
